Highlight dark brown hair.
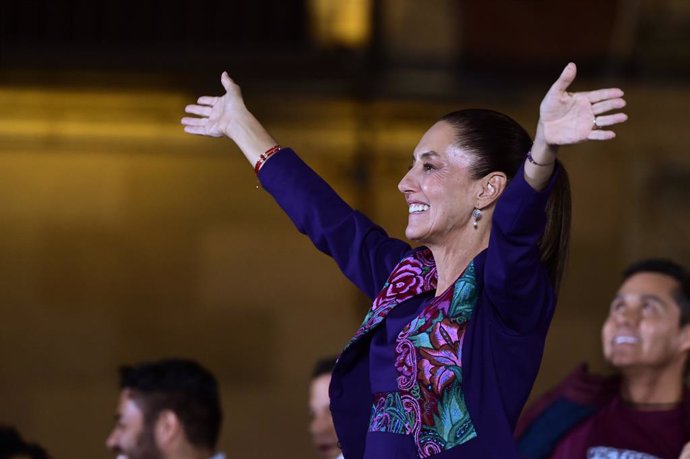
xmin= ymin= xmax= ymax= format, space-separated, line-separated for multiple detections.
xmin=441 ymin=109 xmax=571 ymax=292
xmin=119 ymin=358 xmax=222 ymax=450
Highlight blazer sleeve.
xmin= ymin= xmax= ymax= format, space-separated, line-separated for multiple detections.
xmin=483 ymin=161 xmax=560 ymax=332
xmin=258 ymin=148 xmax=411 ymax=299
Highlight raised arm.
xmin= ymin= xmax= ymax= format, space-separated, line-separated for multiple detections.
xmin=525 ymin=62 xmax=627 ymax=191
xmin=180 ymin=72 xmax=410 ymax=298
xmin=485 ymin=63 xmax=628 ymax=330
xmin=181 ymin=72 xmax=277 ymax=168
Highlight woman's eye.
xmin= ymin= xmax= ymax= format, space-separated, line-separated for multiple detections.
xmin=423 ymin=163 xmax=434 ymax=171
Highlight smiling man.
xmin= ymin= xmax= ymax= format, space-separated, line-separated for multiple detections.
xmin=106 ymin=359 xmax=224 ymax=459
xmin=516 ymin=259 xmax=690 ymax=459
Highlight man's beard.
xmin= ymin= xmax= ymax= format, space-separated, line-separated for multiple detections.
xmin=122 ymin=423 xmax=165 ymax=459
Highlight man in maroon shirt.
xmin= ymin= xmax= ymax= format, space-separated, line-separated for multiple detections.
xmin=516 ymin=259 xmax=690 ymax=459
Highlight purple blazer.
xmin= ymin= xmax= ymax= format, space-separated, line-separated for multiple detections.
xmin=260 ymin=149 xmax=559 ymax=458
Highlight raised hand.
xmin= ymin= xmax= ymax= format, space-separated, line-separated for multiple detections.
xmin=538 ymin=62 xmax=627 ymax=146
xmin=182 ymin=72 xmax=248 ymax=138
xmin=181 ymin=72 xmax=278 ymax=166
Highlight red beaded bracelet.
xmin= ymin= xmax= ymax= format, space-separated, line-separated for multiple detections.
xmin=254 ymin=145 xmax=282 ymax=175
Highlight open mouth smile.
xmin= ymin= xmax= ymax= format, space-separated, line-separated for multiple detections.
xmin=613 ymin=335 xmax=640 ymax=345
xmin=408 ymin=203 xmax=430 ymax=213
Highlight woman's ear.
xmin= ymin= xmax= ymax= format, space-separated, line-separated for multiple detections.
xmin=476 ymin=173 xmax=507 ymax=209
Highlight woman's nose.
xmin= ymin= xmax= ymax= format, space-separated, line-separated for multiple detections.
xmin=398 ymin=168 xmax=416 ymax=194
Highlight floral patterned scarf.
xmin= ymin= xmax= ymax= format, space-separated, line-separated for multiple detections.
xmin=346 ymin=247 xmax=478 ymax=457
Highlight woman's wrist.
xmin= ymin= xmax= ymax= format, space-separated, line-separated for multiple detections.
xmin=526 ymin=150 xmax=554 ymax=167
xmin=523 ymin=122 xmax=558 ymax=191
xmin=254 ymin=145 xmax=282 ymax=174
xmin=530 ymin=122 xmax=559 ymax=164
xmin=225 ymin=110 xmax=279 ymax=166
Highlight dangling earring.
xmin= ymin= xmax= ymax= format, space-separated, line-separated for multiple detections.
xmin=472 ymin=208 xmax=482 ymax=229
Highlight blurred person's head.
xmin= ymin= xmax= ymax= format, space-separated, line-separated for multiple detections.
xmin=0 ymin=425 xmax=51 ymax=459
xmin=105 ymin=358 xmax=222 ymax=459
xmin=602 ymin=259 xmax=690 ymax=382
xmin=309 ymin=357 xmax=340 ymax=459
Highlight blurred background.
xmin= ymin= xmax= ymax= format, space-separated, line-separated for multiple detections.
xmin=1 ymin=0 xmax=689 ymax=458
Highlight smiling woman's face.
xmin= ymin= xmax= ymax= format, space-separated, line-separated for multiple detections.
xmin=398 ymin=121 xmax=481 ymax=246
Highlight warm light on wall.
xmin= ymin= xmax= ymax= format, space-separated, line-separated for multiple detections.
xmin=308 ymin=0 xmax=372 ymax=48
xmin=0 ymin=87 xmax=191 ymax=144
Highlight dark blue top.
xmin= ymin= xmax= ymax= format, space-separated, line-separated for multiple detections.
xmin=369 ymin=289 xmax=434 ymax=393
xmin=259 ymin=149 xmax=559 ymax=458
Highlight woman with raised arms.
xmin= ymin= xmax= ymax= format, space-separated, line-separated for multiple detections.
xmin=182 ymin=63 xmax=627 ymax=458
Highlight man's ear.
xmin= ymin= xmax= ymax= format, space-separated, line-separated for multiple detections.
xmin=679 ymin=324 xmax=690 ymax=353
xmin=476 ymin=172 xmax=507 ymax=209
xmin=155 ymin=410 xmax=182 ymax=448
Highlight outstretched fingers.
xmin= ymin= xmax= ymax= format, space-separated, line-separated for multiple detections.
xmin=220 ymin=72 xmax=243 ymax=99
xmin=589 ymin=112 xmax=628 ymax=140
xmin=197 ymin=96 xmax=218 ymax=106
xmin=538 ymin=62 xmax=628 ymax=146
xmin=586 ymin=88 xmax=624 ymax=104
xmin=185 ymin=104 xmax=212 ymax=117
xmin=594 ymin=112 xmax=628 ymax=128
xmin=181 ymin=101 xmax=211 ymax=127
xmin=184 ymin=125 xmax=210 ymax=136
xmin=180 ymin=74 xmax=239 ymax=139
xmin=181 ymin=116 xmax=207 ymax=127
xmin=588 ymin=87 xmax=627 ymax=141
xmin=588 ymin=130 xmax=616 ymax=141
xmin=549 ymin=62 xmax=577 ymax=95
xmin=591 ymin=98 xmax=626 ymax=115
xmin=221 ymin=71 xmax=233 ymax=90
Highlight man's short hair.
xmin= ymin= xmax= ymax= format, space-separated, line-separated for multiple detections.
xmin=0 ymin=425 xmax=51 ymax=459
xmin=118 ymin=358 xmax=222 ymax=450
xmin=623 ymin=258 xmax=690 ymax=326
xmin=311 ymin=356 xmax=338 ymax=379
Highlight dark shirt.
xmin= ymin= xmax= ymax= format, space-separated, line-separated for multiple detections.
xmin=550 ymin=395 xmax=686 ymax=459
xmin=516 ymin=364 xmax=690 ymax=459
